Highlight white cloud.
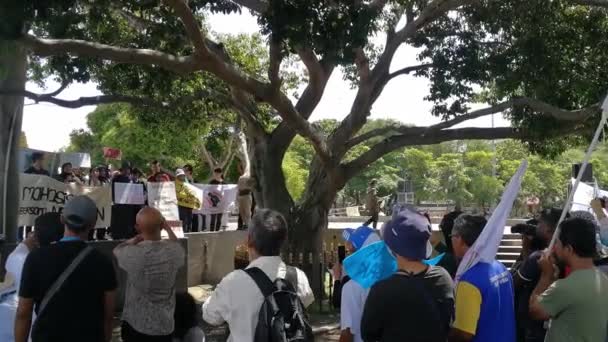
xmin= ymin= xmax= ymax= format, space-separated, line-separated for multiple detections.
xmin=23 ymin=11 xmax=509 ymax=152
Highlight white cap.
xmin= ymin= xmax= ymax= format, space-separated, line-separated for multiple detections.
xmin=175 ymin=168 xmax=186 ymax=177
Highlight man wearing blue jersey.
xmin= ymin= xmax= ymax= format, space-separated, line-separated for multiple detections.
xmin=449 ymin=215 xmax=516 ymax=342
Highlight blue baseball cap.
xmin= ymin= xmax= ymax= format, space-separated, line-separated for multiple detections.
xmin=383 ymin=207 xmax=432 ymax=260
xmin=343 ymin=226 xmax=375 ymax=251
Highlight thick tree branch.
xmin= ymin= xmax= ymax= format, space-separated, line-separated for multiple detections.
xmin=271 ymin=52 xmax=334 ymax=154
xmin=430 ymin=98 xmax=599 ymax=130
xmin=0 ymin=88 xmax=223 ymax=110
xmin=268 ymin=39 xmax=283 ymax=90
xmin=346 ymin=125 xmax=421 ymax=149
xmin=19 ymin=35 xmax=200 ymax=74
xmin=386 ymin=63 xmax=434 ymax=82
xmin=230 ymin=88 xmax=268 ymax=139
xmin=163 ymin=0 xmax=208 ymax=55
xmin=355 ymin=48 xmax=371 ymax=83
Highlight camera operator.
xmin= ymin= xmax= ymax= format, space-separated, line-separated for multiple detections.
xmin=513 ymin=208 xmax=568 ymax=342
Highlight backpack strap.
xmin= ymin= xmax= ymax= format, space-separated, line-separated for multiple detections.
xmin=245 ymin=267 xmax=276 ymax=298
xmin=37 ymin=246 xmax=94 ymax=319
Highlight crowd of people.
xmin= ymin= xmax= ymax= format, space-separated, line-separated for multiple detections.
xmin=3 ymin=155 xmax=608 ymax=342
xmin=21 ymin=154 xmax=250 ymax=241
xmin=331 ymin=203 xmax=608 ymax=342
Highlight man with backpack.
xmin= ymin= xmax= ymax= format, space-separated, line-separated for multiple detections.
xmin=202 ymin=209 xmax=314 ymax=342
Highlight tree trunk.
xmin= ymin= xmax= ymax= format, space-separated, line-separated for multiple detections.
xmin=0 ymin=41 xmax=26 ymax=243
xmin=250 ymin=137 xmax=339 ymax=304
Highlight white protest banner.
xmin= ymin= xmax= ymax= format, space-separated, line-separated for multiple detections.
xmin=114 ymin=183 xmax=146 ymax=205
xmin=192 ymin=184 xmax=238 ymax=215
xmin=18 ymin=148 xmax=58 ymax=175
xmin=570 ymin=179 xmax=608 ymax=213
xmin=58 ymin=152 xmax=92 ymax=169
xmin=147 ymin=182 xmax=180 ymax=221
xmin=456 ymin=160 xmax=528 ymax=282
xmin=18 ymin=173 xmax=111 ymax=228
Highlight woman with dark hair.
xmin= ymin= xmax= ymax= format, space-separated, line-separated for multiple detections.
xmin=173 ymin=292 xmax=205 ymax=342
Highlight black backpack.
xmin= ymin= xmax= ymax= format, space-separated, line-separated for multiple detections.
xmin=244 ymin=267 xmax=314 ymax=342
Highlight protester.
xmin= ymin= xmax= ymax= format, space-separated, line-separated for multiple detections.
xmin=173 ymin=292 xmax=205 ymax=342
xmin=364 ymin=179 xmax=380 ymax=229
xmin=110 ymin=161 xmax=139 ymax=240
xmin=176 ymin=168 xmax=201 ymax=233
xmin=87 ymin=167 xmax=103 ymax=187
xmin=435 ymin=207 xmax=463 ymax=278
xmin=361 ymin=208 xmax=455 ymax=342
xmin=449 ymin=215 xmax=515 ymax=342
xmin=0 ymin=213 xmax=64 ymax=342
xmin=203 ymin=209 xmax=314 ymax=341
xmin=15 ymin=196 xmax=117 ymax=342
xmin=513 ymin=208 xmax=567 ymax=342
xmin=98 ymin=165 xmax=111 ymax=183
xmin=183 ymin=164 xmax=195 ymax=183
xmin=338 ymin=226 xmax=380 ymax=342
xmin=55 ymin=162 xmax=82 ymax=184
xmin=528 ymin=217 xmax=608 ymax=342
xmin=148 ymin=160 xmax=171 ymax=182
xmin=236 ymin=161 xmax=254 ymax=231
xmin=24 ymin=152 xmax=49 ymax=176
xmin=114 ymin=207 xmax=185 ymax=342
xmin=208 ymin=167 xmax=226 ymax=232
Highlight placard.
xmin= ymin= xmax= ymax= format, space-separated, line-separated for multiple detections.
xmin=114 ymin=183 xmax=146 ymax=205
xmin=147 ymin=182 xmax=180 ymax=221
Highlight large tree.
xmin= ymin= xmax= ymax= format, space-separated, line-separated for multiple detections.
xmin=1 ymin=0 xmax=608 ymax=264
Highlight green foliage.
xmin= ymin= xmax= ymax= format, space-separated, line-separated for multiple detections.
xmin=259 ymin=0 xmax=381 ymax=64
xmin=283 ymin=151 xmax=309 ymax=200
xmin=66 ymin=103 xmax=238 ymax=181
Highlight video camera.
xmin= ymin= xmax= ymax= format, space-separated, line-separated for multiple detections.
xmin=511 ymin=219 xmax=538 ymax=236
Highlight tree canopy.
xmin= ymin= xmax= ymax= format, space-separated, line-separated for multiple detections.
xmin=2 ymin=0 xmax=608 ymax=247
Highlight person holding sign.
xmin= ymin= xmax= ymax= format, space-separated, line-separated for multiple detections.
xmin=110 ymin=162 xmax=139 ymax=240
xmin=175 ymin=169 xmax=201 ymax=233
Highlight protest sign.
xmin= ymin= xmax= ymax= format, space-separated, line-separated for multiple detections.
xmin=570 ymin=180 xmax=608 ymax=213
xmin=147 ymin=182 xmax=180 ymax=221
xmin=18 ymin=148 xmax=58 ymax=175
xmin=114 ymin=183 xmax=146 ymax=205
xmin=18 ymin=174 xmax=111 ymax=228
xmin=58 ymin=152 xmax=92 ymax=168
xmin=103 ymin=147 xmax=122 ymax=160
xmin=192 ymin=184 xmax=238 ymax=215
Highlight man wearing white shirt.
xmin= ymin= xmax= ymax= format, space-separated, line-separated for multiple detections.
xmin=0 ymin=213 xmax=64 ymax=342
xmin=202 ymin=209 xmax=314 ymax=342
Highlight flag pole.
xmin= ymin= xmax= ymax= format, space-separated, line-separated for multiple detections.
xmin=549 ymin=94 xmax=608 ymax=250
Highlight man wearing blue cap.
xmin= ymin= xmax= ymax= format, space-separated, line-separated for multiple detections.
xmin=361 ymin=208 xmax=454 ymax=342
xmin=339 ymin=226 xmax=379 ymax=342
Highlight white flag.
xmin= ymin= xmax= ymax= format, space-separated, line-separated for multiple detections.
xmin=455 ymin=160 xmax=528 ymax=282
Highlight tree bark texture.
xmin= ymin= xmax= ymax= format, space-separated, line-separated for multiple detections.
xmin=0 ymin=41 xmax=27 ymax=243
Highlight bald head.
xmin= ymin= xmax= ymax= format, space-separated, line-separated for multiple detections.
xmin=136 ymin=207 xmax=164 ymax=238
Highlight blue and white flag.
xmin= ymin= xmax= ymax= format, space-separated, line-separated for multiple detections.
xmin=455 ymin=160 xmax=528 ymax=282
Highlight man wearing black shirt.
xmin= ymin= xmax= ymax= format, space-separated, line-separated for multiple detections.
xmin=361 ymin=207 xmax=454 ymax=342
xmin=15 ymin=195 xmax=117 ymax=342
xmin=513 ymin=208 xmax=566 ymax=342
xmin=110 ymin=162 xmax=139 ymax=240
xmin=23 ymin=152 xmax=49 ymax=176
